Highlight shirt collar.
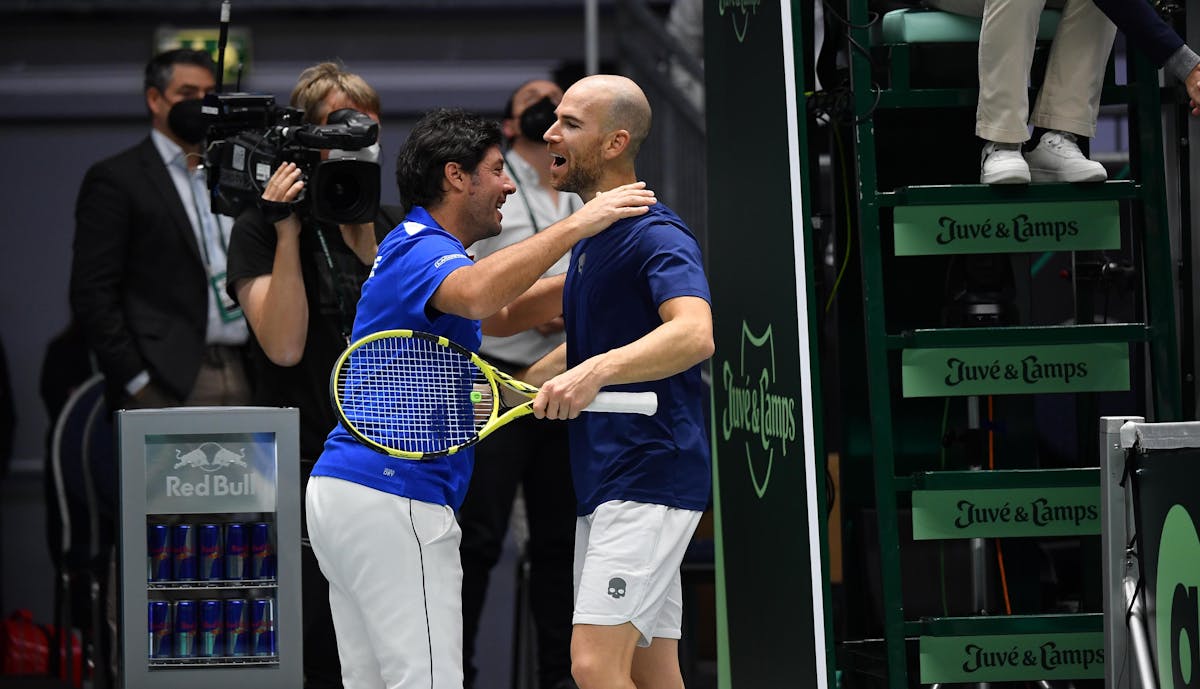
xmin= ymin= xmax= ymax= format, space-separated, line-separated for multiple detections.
xmin=150 ymin=128 xmax=189 ymax=170
xmin=402 ymin=206 xmax=465 ymax=247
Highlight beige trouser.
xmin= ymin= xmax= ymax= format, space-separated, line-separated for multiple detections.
xmin=926 ymin=0 xmax=1117 ymax=142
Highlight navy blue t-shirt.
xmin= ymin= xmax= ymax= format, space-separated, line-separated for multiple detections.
xmin=563 ymin=203 xmax=712 ymax=516
xmin=313 ymin=207 xmax=481 ymax=509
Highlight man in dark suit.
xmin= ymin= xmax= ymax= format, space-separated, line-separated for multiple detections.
xmin=71 ymin=49 xmax=251 ymax=411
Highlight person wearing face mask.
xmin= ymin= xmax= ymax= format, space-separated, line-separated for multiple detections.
xmin=457 ymin=79 xmax=582 ymax=689
xmin=69 ymin=47 xmax=253 ymax=688
xmin=223 ymin=61 xmax=402 ymax=689
xmin=71 ymin=49 xmax=252 ymax=412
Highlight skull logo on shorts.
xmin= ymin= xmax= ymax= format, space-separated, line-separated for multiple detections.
xmin=607 ymin=577 xmax=627 ymax=599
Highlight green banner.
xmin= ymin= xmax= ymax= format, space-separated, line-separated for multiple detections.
xmin=1130 ymin=446 xmax=1200 ymax=689
xmin=912 ymin=487 xmax=1100 ymax=539
xmin=901 ymin=343 xmax=1129 ymax=397
xmin=706 ymin=1 xmax=831 ymax=688
xmin=894 ymin=201 xmax=1120 ymax=255
xmin=920 ymin=632 xmax=1105 ymax=682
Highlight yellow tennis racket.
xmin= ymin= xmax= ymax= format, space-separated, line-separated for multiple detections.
xmin=330 ymin=329 xmax=658 ymax=459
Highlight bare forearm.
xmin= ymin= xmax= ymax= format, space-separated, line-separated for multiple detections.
xmin=434 ymin=182 xmax=656 ymax=320
xmin=531 ymin=296 xmax=713 ymax=419
xmin=446 ymin=220 xmax=583 ymax=320
xmin=585 ymin=317 xmax=713 ymax=387
xmin=238 ymin=233 xmax=309 ymax=366
xmin=481 ymin=274 xmax=565 ymax=337
xmin=524 ymin=342 xmax=568 ymax=387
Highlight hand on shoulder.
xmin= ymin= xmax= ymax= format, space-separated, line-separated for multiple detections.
xmin=570 ymin=181 xmax=657 ymax=238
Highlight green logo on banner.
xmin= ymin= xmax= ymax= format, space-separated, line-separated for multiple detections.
xmin=719 ymin=322 xmax=798 ymax=498
xmin=894 ymin=201 xmax=1121 ymax=256
xmin=920 ymin=633 xmax=1104 ymax=682
xmin=912 ymin=487 xmax=1100 ymax=539
xmin=716 ymin=0 xmax=762 ymax=42
xmin=1156 ymin=504 xmax=1200 ymax=689
xmin=901 ymin=343 xmax=1129 ymax=397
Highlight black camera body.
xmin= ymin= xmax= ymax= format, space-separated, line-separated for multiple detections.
xmin=202 ymin=92 xmax=381 ymax=224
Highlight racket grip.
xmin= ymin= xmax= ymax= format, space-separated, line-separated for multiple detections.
xmin=584 ymin=391 xmax=658 ymax=416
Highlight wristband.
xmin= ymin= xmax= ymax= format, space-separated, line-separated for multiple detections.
xmin=259 ymin=200 xmax=295 ymax=225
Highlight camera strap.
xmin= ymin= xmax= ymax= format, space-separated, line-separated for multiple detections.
xmin=185 ymin=164 xmax=243 ymax=324
xmin=313 ymin=223 xmax=355 ymax=345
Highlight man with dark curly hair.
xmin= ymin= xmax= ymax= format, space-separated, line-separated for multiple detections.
xmin=304 ymin=107 xmax=656 ymax=689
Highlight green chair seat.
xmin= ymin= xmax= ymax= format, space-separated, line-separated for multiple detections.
xmin=879 ymin=8 xmax=1062 ymax=45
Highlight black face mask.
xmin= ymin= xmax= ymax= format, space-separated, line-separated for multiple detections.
xmin=518 ymin=97 xmax=557 ymax=142
xmin=167 ymin=98 xmax=208 ymax=145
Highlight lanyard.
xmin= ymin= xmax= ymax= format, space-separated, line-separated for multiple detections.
xmin=313 ymin=222 xmax=355 ymax=345
xmin=502 ymin=151 xmax=544 ymax=234
xmin=183 ymin=162 xmax=228 ymax=269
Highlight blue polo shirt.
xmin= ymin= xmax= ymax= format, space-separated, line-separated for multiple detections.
xmin=313 ymin=206 xmax=481 ymax=509
xmin=563 ymin=203 xmax=712 ymax=516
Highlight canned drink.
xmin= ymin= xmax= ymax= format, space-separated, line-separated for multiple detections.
xmin=225 ymin=599 xmax=249 ymax=657
xmin=225 ymin=523 xmax=247 ymax=580
xmin=197 ymin=524 xmax=223 ymax=580
xmin=197 ymin=600 xmax=223 ymax=658
xmin=250 ymin=522 xmax=274 ymax=580
xmin=173 ymin=524 xmax=196 ymax=581
xmin=174 ymin=601 xmax=197 ymax=658
xmin=250 ymin=598 xmax=277 ymax=656
xmin=148 ymin=601 xmax=171 ymax=658
xmin=147 ymin=524 xmax=171 ymax=582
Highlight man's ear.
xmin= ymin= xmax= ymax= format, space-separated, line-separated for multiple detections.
xmin=443 ymin=161 xmax=468 ymax=193
xmin=501 ymin=117 xmax=520 ymax=141
xmin=146 ymin=87 xmax=165 ymax=116
xmin=602 ymin=129 xmax=631 ymax=160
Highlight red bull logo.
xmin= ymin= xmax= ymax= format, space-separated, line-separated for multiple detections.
xmin=167 ymin=442 xmax=256 ymax=496
xmin=173 ymin=442 xmax=248 ymax=472
xmin=166 ymin=473 xmax=257 ymax=497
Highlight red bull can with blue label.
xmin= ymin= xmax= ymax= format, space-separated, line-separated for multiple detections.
xmin=197 ymin=523 xmax=223 ymax=580
xmin=173 ymin=600 xmax=197 ymax=657
xmin=250 ymin=598 xmax=277 ymax=656
xmin=147 ymin=524 xmax=171 ymax=582
xmin=250 ymin=522 xmax=274 ymax=580
xmin=225 ymin=523 xmax=247 ymax=580
xmin=197 ymin=599 xmax=223 ymax=658
xmin=225 ymin=598 xmax=249 ymax=657
xmin=173 ymin=523 xmax=196 ymax=581
xmin=148 ymin=600 xmax=171 ymax=658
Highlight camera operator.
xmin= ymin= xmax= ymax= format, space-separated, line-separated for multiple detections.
xmin=224 ymin=61 xmax=401 ymax=689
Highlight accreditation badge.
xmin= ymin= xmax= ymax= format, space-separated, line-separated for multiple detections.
xmin=210 ymin=272 xmax=244 ymax=323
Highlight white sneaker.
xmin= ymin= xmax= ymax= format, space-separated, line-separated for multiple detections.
xmin=980 ymin=141 xmax=1030 ymax=185
xmin=1024 ymin=130 xmax=1107 ymax=183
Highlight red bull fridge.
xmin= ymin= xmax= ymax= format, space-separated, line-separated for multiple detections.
xmin=118 ymin=407 xmax=301 ymax=689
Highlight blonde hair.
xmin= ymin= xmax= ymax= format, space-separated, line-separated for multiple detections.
xmin=289 ymin=61 xmax=381 ymax=124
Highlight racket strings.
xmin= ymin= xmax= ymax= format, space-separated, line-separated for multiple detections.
xmin=337 ymin=335 xmax=493 ymax=454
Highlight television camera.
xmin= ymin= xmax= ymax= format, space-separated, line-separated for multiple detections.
xmin=201 ymin=92 xmax=381 ymax=224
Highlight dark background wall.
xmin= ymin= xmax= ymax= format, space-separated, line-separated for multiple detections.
xmin=0 ymin=3 xmax=622 ymax=684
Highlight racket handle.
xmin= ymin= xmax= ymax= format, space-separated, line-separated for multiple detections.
xmin=584 ymin=391 xmax=658 ymax=416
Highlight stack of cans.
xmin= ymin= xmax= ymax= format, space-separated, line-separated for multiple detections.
xmin=147 ymin=597 xmax=276 ymax=659
xmin=147 ymin=521 xmax=275 ymax=582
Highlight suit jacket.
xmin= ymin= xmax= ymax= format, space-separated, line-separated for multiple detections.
xmin=1092 ymin=0 xmax=1183 ymax=68
xmin=70 ymin=136 xmax=210 ymax=407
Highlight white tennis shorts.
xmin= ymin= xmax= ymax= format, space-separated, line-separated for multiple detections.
xmin=572 ymin=500 xmax=702 ymax=647
xmin=306 ymin=476 xmax=463 ymax=689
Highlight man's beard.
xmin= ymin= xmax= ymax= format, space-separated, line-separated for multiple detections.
xmin=554 ymin=153 xmax=601 ymax=195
